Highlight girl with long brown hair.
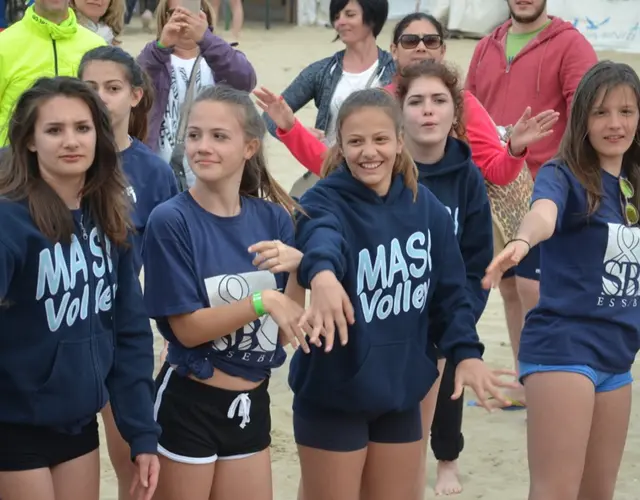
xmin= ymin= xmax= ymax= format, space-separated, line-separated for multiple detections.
xmin=0 ymin=76 xmax=159 ymax=500
xmin=289 ymin=87 xmax=514 ymax=500
xmin=142 ymin=84 xmax=310 ymax=500
xmin=78 ymin=45 xmax=178 ymax=500
xmin=484 ymin=60 xmax=640 ymax=500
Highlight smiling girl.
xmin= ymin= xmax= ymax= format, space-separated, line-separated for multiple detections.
xmin=0 ymin=76 xmax=160 ymax=500
xmin=142 ymin=84 xmax=310 ymax=500
xmin=290 ymin=87 xmax=514 ymax=500
xmin=484 ymin=61 xmax=640 ymax=500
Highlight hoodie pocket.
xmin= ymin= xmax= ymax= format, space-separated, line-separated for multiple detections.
xmin=302 ymin=338 xmax=439 ymax=414
xmin=32 ymin=336 xmax=102 ymax=426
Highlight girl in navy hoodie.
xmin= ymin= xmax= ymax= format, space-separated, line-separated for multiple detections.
xmin=290 ymin=87 xmax=514 ymax=500
xmin=0 ymin=77 xmax=159 ymax=500
xmin=259 ymin=61 xmax=494 ymax=496
xmin=78 ymin=46 xmax=178 ymax=500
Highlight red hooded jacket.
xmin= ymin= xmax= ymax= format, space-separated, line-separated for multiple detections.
xmin=465 ymin=17 xmax=597 ymax=177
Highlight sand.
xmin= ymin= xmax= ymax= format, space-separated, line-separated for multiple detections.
xmin=99 ymin=21 xmax=640 ymax=499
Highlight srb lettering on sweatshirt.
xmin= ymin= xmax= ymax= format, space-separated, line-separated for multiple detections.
xmin=356 ymin=230 xmax=431 ymax=323
xmin=35 ymin=227 xmax=117 ymax=332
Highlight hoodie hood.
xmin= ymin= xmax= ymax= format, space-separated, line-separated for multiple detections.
xmin=416 ymin=137 xmax=473 ymax=180
xmin=319 ymin=164 xmax=413 ymax=206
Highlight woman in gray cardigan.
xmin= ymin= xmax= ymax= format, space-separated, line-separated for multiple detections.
xmin=263 ymin=0 xmax=395 ymax=149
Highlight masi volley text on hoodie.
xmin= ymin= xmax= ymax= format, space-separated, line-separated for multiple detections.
xmin=289 ymin=168 xmax=484 ymax=415
xmin=0 ymin=200 xmax=159 ymax=457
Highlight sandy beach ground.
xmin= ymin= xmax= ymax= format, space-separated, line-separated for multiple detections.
xmin=100 ymin=20 xmax=640 ymax=499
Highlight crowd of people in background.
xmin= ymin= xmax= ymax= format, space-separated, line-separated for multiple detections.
xmin=0 ymin=0 xmax=639 ymax=500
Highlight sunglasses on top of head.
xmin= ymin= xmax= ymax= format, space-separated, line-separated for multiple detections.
xmin=398 ymin=34 xmax=443 ymax=50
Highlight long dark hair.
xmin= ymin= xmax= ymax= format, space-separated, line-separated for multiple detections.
xmin=0 ymin=77 xmax=130 ymax=245
xmin=558 ymin=60 xmax=640 ymax=215
xmin=189 ymin=85 xmax=300 ymax=216
xmin=396 ymin=60 xmax=467 ymax=141
xmin=321 ymin=87 xmax=419 ymax=200
xmin=78 ymin=46 xmax=154 ymax=142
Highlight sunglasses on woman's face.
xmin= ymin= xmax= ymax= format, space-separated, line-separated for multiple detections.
xmin=619 ymin=177 xmax=639 ymax=226
xmin=398 ymin=34 xmax=443 ymax=50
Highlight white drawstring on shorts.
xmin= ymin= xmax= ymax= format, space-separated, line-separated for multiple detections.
xmin=227 ymin=393 xmax=252 ymax=429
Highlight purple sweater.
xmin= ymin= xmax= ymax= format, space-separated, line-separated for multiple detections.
xmin=137 ymin=30 xmax=257 ymax=152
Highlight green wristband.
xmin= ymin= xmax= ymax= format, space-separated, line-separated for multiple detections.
xmin=157 ymin=40 xmax=166 ymax=49
xmin=252 ymin=291 xmax=266 ymax=316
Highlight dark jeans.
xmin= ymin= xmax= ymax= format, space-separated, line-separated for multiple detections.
xmin=430 ymin=360 xmax=464 ymax=461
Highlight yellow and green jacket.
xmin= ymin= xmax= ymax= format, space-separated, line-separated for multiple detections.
xmin=0 ymin=7 xmax=106 ymax=144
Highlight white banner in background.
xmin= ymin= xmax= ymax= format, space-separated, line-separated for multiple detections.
xmin=548 ymin=0 xmax=640 ymax=53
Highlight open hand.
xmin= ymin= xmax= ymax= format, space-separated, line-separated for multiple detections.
xmin=254 ymin=87 xmax=296 ymax=132
xmin=453 ymin=359 xmax=519 ymax=412
xmin=482 ymin=239 xmax=530 ymax=289
xmin=249 ymin=240 xmax=303 ymax=274
xmin=129 ymin=453 xmax=160 ymax=500
xmin=300 ymin=270 xmax=355 ymax=351
xmin=509 ymin=107 xmax=559 ymax=155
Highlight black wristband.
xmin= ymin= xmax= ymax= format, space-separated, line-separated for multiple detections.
xmin=506 ymin=238 xmax=531 ymax=251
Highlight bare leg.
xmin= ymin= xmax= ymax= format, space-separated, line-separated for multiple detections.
xmin=228 ymin=0 xmax=244 ymax=41
xmin=577 ymin=385 xmax=631 ymax=500
xmin=361 ymin=441 xmax=424 ymax=500
xmin=210 ymin=449 xmax=272 ymax=500
xmin=153 ymin=455 xmax=215 ymax=500
xmin=418 ymin=358 xmax=443 ymax=494
xmin=52 ymin=449 xmax=100 ymax=500
xmin=101 ymin=403 xmax=135 ymax=500
xmin=298 ymin=445 xmax=367 ymax=500
xmin=0 ymin=468 xmax=55 ymax=500
xmin=499 ymin=276 xmax=526 ymax=403
xmin=525 ymin=372 xmax=594 ymax=500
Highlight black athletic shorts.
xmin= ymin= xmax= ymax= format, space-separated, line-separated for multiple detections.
xmin=154 ymin=363 xmax=271 ymax=464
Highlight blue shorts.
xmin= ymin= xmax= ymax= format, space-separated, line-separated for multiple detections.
xmin=519 ymin=362 xmax=633 ymax=393
xmin=503 ymin=243 xmax=540 ymax=280
xmin=293 ymin=398 xmax=422 ymax=452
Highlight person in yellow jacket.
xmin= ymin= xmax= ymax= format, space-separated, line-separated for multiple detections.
xmin=0 ymin=0 xmax=106 ymax=145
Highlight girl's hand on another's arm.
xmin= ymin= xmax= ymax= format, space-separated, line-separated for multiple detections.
xmin=249 ymin=240 xmax=302 ymax=274
xmin=262 ymin=290 xmax=311 ymax=353
xmin=300 ymin=270 xmax=355 ymax=352
xmin=254 ymin=87 xmax=296 ymax=132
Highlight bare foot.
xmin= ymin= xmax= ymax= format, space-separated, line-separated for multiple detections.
xmin=434 ymin=460 xmax=462 ymax=496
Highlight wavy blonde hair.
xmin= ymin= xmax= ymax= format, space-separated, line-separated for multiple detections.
xmin=155 ymin=0 xmax=216 ymax=39
xmin=72 ymin=0 xmax=126 ymax=44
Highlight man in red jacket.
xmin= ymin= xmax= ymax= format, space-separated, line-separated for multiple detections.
xmin=465 ymin=0 xmax=597 ymax=403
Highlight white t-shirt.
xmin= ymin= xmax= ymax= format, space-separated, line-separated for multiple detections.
xmin=158 ymin=55 xmax=215 ymax=188
xmin=326 ymin=60 xmax=381 ymax=146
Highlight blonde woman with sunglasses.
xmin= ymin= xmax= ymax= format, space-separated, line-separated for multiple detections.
xmin=483 ymin=60 xmax=640 ymax=500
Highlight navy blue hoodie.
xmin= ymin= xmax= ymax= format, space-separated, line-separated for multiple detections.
xmin=416 ymin=137 xmax=493 ymax=322
xmin=289 ymin=167 xmax=485 ymax=414
xmin=120 ymin=138 xmax=179 ymax=273
xmin=0 ymin=200 xmax=160 ymax=458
